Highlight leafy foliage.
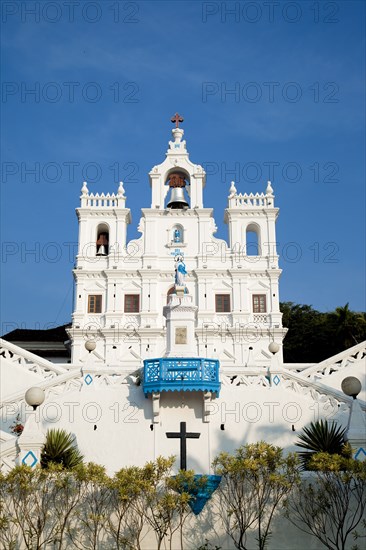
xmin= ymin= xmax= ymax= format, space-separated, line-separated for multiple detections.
xmin=296 ymin=420 xmax=352 ymax=470
xmin=0 ymin=465 xmax=63 ymax=549
xmin=41 ymin=428 xmax=84 ymax=469
xmin=213 ymin=442 xmax=300 ymax=550
xmin=329 ymin=304 xmax=366 ymax=349
xmin=106 ymin=465 xmax=147 ymax=549
xmin=1 ymin=449 xmax=364 ymax=550
xmin=285 ymin=454 xmax=366 ymax=550
xmin=0 ymin=458 xmax=193 ymax=550
xmin=68 ymin=462 xmax=110 ymax=549
xmin=280 ymin=302 xmax=366 ymax=362
xmin=138 ymin=457 xmax=194 ymax=550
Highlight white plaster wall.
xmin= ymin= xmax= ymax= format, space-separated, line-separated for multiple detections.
xmin=0 ymin=360 xmax=43 ymax=401
xmin=36 ymin=381 xmax=350 ymax=476
xmin=39 ymin=384 xmax=153 ymax=474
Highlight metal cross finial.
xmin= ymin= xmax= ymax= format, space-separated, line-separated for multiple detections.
xmin=171 ymin=112 xmax=184 ymax=128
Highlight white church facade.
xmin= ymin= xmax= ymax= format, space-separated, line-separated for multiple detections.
xmin=69 ymin=122 xmax=284 ymax=368
xmin=0 ymin=118 xmax=365 ymax=548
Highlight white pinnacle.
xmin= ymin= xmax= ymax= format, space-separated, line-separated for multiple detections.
xmin=229 ymin=181 xmax=237 ymax=197
xmin=81 ymin=181 xmax=88 ymax=195
xmin=266 ymin=180 xmax=274 ymax=195
xmin=118 ymin=181 xmax=125 ymax=196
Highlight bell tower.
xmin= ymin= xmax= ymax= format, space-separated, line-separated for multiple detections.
xmin=149 ymin=113 xmax=206 ymax=210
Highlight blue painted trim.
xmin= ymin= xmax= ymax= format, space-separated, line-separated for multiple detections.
xmin=142 ymin=357 xmax=221 ymax=397
xmin=84 ymin=374 xmax=93 ymax=385
xmin=22 ymin=450 xmax=38 ymax=468
xmin=172 ymin=474 xmax=222 ymax=515
xmin=355 ymin=447 xmax=366 ymax=460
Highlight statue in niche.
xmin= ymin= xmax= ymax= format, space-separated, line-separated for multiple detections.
xmin=174 ymin=228 xmax=182 ymax=243
xmin=175 ymin=255 xmax=187 ymax=287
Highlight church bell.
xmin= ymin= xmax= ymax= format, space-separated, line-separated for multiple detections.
xmin=167 ymin=187 xmax=189 ymax=209
xmin=96 ymin=245 xmax=107 ymax=256
xmin=96 ymin=232 xmax=109 ymax=256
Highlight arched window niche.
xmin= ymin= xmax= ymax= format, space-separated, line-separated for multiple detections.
xmin=96 ymin=223 xmax=109 ymax=256
xmin=245 ymin=224 xmax=261 ymax=256
xmin=172 ymin=224 xmax=184 ymax=244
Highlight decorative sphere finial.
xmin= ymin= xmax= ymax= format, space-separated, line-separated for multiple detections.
xmin=25 ymin=387 xmax=45 ymax=410
xmin=341 ymin=376 xmax=362 ymax=399
xmin=85 ymin=340 xmax=96 ymax=353
xmin=268 ymin=341 xmax=280 ymax=354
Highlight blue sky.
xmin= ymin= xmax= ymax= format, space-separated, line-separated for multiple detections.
xmin=1 ymin=0 xmax=365 ymax=332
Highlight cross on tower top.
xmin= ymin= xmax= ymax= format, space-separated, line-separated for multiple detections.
xmin=171 ymin=112 xmax=184 ymax=128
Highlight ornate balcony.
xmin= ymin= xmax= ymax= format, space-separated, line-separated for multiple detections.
xmin=142 ymin=357 xmax=220 ymax=396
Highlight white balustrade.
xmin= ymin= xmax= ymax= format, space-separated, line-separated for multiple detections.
xmin=228 ymin=191 xmax=275 ymax=209
xmin=252 ymin=314 xmax=270 ymax=324
xmin=80 ymin=191 xmax=126 ymax=208
xmin=301 ymin=341 xmax=366 ymax=380
xmin=0 ymin=338 xmax=66 ymax=378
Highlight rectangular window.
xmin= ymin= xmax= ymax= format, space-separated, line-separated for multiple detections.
xmin=88 ymin=295 xmax=102 ymax=314
xmin=124 ymin=294 xmax=140 ymax=313
xmin=215 ymin=294 xmax=231 ymax=313
xmin=253 ymin=294 xmax=267 ymax=313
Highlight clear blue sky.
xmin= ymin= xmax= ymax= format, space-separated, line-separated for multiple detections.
xmin=1 ymin=0 xmax=365 ymax=333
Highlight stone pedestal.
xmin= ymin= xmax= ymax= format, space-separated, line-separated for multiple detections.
xmin=163 ymin=293 xmax=198 ymax=357
xmin=346 ymin=399 xmax=366 ymax=461
xmin=17 ymin=410 xmax=45 ymax=467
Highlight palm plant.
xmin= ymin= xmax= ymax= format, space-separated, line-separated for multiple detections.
xmin=296 ymin=419 xmax=351 ymax=470
xmin=330 ymin=303 xmax=366 ymax=349
xmin=41 ymin=428 xmax=84 ymax=469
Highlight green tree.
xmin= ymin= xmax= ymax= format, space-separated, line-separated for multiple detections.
xmin=138 ymin=456 xmax=193 ymax=550
xmin=49 ymin=463 xmax=85 ymax=550
xmin=213 ymin=442 xmax=300 ymax=550
xmin=280 ymin=302 xmax=328 ymax=362
xmin=67 ymin=463 xmax=110 ymax=550
xmin=285 ymin=453 xmax=366 ymax=550
xmin=166 ymin=469 xmax=203 ymax=550
xmin=329 ymin=303 xmax=366 ymax=350
xmin=0 ymin=465 xmax=60 ymax=550
xmin=106 ymin=466 xmax=147 ymax=550
xmin=280 ymin=302 xmax=366 ymax=362
xmin=41 ymin=428 xmax=84 ymax=469
xmin=0 ymin=469 xmax=18 ymax=549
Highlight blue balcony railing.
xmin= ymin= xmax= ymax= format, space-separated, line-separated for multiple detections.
xmin=142 ymin=357 xmax=220 ymax=396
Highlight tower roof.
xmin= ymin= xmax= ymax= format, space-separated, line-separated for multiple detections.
xmin=148 ymin=116 xmax=206 ymax=209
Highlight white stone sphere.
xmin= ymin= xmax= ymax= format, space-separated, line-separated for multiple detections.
xmin=268 ymin=342 xmax=280 ymax=354
xmin=85 ymin=340 xmax=96 ymax=352
xmin=85 ymin=340 xmax=97 ymax=353
xmin=341 ymin=376 xmax=362 ymax=398
xmin=25 ymin=387 xmax=45 ymax=408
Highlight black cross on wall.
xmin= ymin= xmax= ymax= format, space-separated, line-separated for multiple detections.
xmin=166 ymin=421 xmax=200 ymax=470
